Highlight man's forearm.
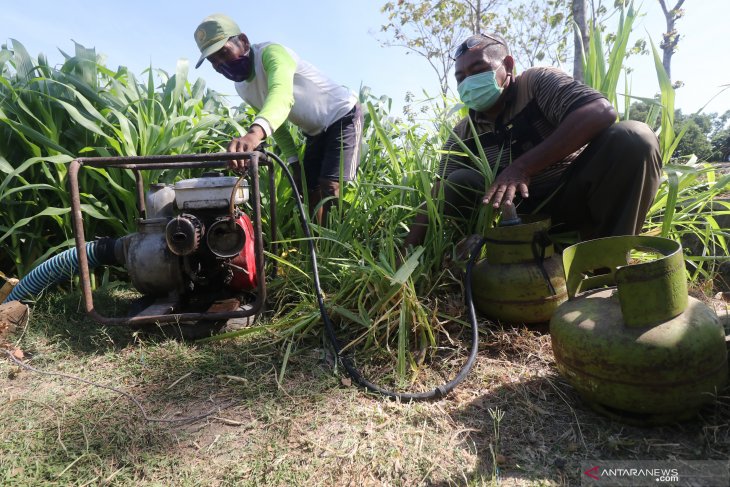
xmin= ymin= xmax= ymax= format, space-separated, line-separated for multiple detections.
xmin=514 ymin=98 xmax=617 ymax=176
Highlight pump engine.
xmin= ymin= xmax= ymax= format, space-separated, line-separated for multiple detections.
xmin=66 ymin=152 xmax=272 ymax=330
xmin=124 ymin=173 xmax=257 ymax=302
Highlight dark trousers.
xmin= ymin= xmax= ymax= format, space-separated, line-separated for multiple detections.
xmin=441 ymin=121 xmax=663 ymax=239
xmin=289 ymin=103 xmax=363 ymax=224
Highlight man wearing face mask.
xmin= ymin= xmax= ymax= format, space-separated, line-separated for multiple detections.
xmin=194 ymin=14 xmax=362 ymax=223
xmin=404 ymin=33 xmax=661 ymax=249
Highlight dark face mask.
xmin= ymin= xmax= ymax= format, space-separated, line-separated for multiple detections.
xmin=217 ymin=52 xmax=252 ymax=82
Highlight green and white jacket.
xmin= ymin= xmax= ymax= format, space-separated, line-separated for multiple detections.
xmin=235 ymin=42 xmax=357 ymax=160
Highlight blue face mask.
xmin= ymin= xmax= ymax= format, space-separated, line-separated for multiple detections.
xmin=457 ymin=66 xmax=504 ymax=112
xmin=217 ymin=51 xmax=253 ymax=82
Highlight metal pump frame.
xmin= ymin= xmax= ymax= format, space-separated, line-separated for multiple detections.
xmin=68 ymin=151 xmax=277 ymax=326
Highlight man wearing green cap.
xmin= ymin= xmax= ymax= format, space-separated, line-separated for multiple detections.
xmin=194 ymin=13 xmax=363 ymax=223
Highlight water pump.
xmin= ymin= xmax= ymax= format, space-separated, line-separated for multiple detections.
xmin=66 ymin=152 xmax=276 ymax=329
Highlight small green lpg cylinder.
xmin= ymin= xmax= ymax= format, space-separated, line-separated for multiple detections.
xmin=471 ymin=216 xmax=568 ymax=324
xmin=550 ymin=236 xmax=728 ymax=425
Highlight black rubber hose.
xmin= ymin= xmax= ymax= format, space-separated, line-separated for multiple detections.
xmin=264 ymin=150 xmax=483 ymax=401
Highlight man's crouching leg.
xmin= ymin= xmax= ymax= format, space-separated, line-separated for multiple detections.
xmin=550 ymin=120 xmax=662 ymax=239
xmin=310 ymin=178 xmax=340 ymax=226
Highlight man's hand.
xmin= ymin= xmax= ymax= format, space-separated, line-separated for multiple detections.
xmin=227 ymin=125 xmax=265 ymax=171
xmin=483 ymin=162 xmax=530 ymax=208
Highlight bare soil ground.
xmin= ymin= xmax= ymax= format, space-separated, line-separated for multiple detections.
xmin=2 ymin=290 xmax=730 ymax=486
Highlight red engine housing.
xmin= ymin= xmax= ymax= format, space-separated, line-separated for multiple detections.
xmin=228 ymin=214 xmax=257 ymax=291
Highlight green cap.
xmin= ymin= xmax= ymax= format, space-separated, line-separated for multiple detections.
xmin=194 ymin=14 xmax=241 ymax=68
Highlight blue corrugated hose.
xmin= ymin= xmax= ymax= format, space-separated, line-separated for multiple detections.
xmin=4 ymin=242 xmax=104 ymax=303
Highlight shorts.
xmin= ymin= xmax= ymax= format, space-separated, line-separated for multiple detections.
xmin=302 ymin=103 xmax=363 ymax=189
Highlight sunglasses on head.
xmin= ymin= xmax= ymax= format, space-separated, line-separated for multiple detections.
xmin=453 ymin=33 xmax=505 ymax=59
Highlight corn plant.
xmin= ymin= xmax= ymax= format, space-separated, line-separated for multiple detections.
xmin=640 ymin=36 xmax=729 ymax=281
xmin=581 ymin=1 xmax=638 ymax=109
xmin=644 ymin=161 xmax=730 ymax=282
xmin=0 ymin=40 xmax=248 ymax=276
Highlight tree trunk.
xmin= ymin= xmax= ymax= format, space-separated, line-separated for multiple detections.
xmin=572 ymin=0 xmax=588 ymax=82
xmin=475 ymin=0 xmax=481 ymax=33
xmin=465 ymin=0 xmax=483 ymax=34
xmin=658 ymin=0 xmax=685 ymax=81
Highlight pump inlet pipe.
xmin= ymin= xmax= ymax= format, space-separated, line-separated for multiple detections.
xmin=4 ymin=238 xmax=120 ymax=304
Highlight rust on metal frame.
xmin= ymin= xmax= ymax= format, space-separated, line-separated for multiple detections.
xmin=68 ymin=151 xmax=276 ymax=326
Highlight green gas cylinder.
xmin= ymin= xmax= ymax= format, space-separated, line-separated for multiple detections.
xmin=471 ymin=215 xmax=568 ymax=324
xmin=550 ymin=236 xmax=728 ymax=425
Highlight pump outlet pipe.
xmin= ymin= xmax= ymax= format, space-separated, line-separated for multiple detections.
xmin=4 ymin=238 xmax=120 ymax=304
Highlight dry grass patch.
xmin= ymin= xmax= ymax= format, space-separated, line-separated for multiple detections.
xmin=2 ymin=291 xmax=730 ymax=486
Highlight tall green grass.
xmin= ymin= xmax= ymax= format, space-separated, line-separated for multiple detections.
xmin=579 ymin=1 xmax=729 ymax=283
xmin=257 ymin=96 xmax=474 ymax=388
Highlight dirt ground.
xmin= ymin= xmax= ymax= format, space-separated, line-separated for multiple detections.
xmin=1 ymin=291 xmax=730 ymax=486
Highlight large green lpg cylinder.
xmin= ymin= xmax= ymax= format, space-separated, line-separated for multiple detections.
xmin=550 ymin=236 xmax=728 ymax=425
xmin=471 ymin=216 xmax=568 ymax=324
